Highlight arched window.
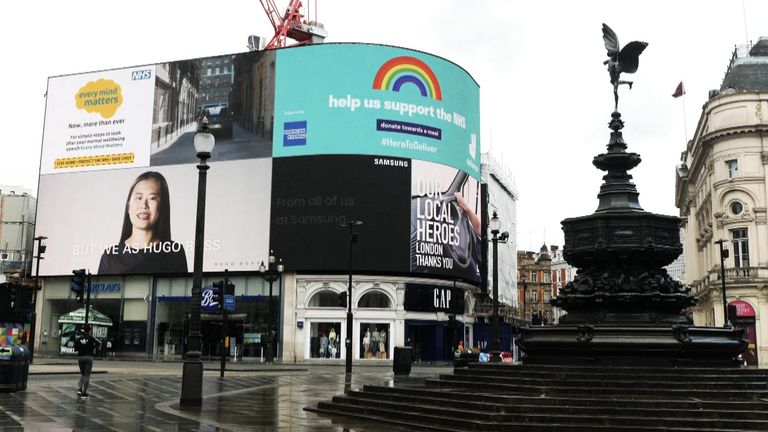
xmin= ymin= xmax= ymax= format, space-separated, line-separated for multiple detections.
xmin=357 ymin=291 xmax=392 ymax=309
xmin=308 ymin=290 xmax=341 ymax=308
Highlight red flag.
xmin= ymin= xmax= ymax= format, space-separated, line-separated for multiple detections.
xmin=672 ymin=81 xmax=685 ymax=98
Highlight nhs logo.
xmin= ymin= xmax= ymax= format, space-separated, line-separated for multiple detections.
xmin=131 ymin=69 xmax=153 ymax=80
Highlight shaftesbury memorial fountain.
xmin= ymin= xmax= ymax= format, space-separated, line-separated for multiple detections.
xmin=518 ymin=24 xmax=747 ymax=366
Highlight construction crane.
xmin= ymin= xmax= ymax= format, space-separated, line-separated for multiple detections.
xmin=259 ymin=0 xmax=327 ymax=49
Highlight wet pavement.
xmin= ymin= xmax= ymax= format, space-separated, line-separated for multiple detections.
xmin=0 ymin=360 xmax=450 ymax=431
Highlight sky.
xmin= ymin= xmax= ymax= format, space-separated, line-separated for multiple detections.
xmin=3 ymin=0 xmax=768 ymax=251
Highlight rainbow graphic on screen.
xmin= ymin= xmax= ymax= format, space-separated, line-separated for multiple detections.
xmin=372 ymin=56 xmax=442 ymax=100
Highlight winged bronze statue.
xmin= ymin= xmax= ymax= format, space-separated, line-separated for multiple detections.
xmin=602 ymin=23 xmax=648 ymax=110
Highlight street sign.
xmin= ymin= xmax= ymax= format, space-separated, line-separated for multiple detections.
xmin=224 ymin=294 xmax=235 ymax=311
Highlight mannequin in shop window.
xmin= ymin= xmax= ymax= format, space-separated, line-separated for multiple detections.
xmin=363 ymin=330 xmax=371 ymax=359
xmin=379 ymin=330 xmax=387 ymax=359
xmin=319 ymin=332 xmax=328 ymax=359
xmin=328 ymin=327 xmax=337 ymax=358
xmin=370 ymin=327 xmax=380 ymax=358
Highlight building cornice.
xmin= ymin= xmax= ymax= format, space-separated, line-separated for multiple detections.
xmin=700 ymin=125 xmax=768 ymax=147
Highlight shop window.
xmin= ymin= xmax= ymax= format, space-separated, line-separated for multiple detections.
xmin=360 ymin=323 xmax=389 ymax=359
xmin=358 ymin=291 xmax=391 ymax=309
xmin=309 ymin=322 xmax=341 ymax=359
xmin=308 ymin=290 xmax=341 ymax=307
xmin=731 ymin=228 xmax=749 ymax=268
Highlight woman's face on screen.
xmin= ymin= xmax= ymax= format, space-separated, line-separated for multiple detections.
xmin=127 ymin=178 xmax=161 ymax=232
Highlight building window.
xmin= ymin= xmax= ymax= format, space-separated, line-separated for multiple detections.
xmin=731 ymin=228 xmax=749 ymax=268
xmin=532 ymin=290 xmax=539 ymax=304
xmin=358 ymin=291 xmax=392 ymax=309
xmin=530 ymin=271 xmax=537 ymax=282
xmin=726 ymin=159 xmax=738 ymax=178
xmin=730 ymin=201 xmax=743 ymax=215
xmin=308 ymin=290 xmax=341 ymax=308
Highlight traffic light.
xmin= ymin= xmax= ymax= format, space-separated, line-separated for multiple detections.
xmin=71 ymin=269 xmax=86 ymax=304
xmin=9 ymin=283 xmax=17 ymax=305
xmin=224 ymin=280 xmax=235 ymax=297
xmin=211 ymin=281 xmax=224 ymax=311
xmin=338 ymin=291 xmax=347 ymax=308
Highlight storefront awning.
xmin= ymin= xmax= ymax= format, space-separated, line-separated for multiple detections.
xmin=57 ymin=307 xmax=113 ymax=326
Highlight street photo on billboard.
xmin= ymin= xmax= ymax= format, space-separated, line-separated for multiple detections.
xmin=150 ymin=50 xmax=276 ymax=166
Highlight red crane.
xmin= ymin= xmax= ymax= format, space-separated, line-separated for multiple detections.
xmin=259 ymin=0 xmax=327 ymax=49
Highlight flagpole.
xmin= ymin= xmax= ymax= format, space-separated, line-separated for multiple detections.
xmin=681 ymin=91 xmax=688 ymax=145
xmin=673 ymin=81 xmax=688 ymax=145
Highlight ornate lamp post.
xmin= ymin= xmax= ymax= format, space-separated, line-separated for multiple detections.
xmin=29 ymin=235 xmax=47 ymax=362
xmin=714 ymin=239 xmax=730 ymax=327
xmin=180 ymin=120 xmax=215 ymax=408
xmin=489 ymin=211 xmax=508 ymax=363
xmin=340 ymin=220 xmax=362 ymax=374
xmin=259 ymin=251 xmax=284 ymax=363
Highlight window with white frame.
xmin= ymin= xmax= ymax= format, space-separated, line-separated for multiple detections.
xmin=731 ymin=228 xmax=749 ymax=268
xmin=726 ymin=159 xmax=739 ymax=179
xmin=308 ymin=290 xmax=342 ymax=308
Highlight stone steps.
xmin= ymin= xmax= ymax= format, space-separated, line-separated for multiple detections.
xmin=305 ymin=364 xmax=768 ymax=431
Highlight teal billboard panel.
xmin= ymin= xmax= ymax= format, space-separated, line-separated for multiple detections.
xmin=273 ymin=44 xmax=481 ymax=179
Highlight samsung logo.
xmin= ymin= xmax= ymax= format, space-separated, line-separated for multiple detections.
xmin=374 ymin=158 xmax=408 ymax=167
xmin=131 ymin=69 xmax=153 ymax=80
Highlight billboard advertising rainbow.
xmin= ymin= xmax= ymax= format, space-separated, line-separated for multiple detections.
xmin=36 ymin=43 xmax=482 ymax=283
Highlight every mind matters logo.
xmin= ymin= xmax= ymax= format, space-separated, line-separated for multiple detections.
xmin=74 ymin=79 xmax=123 ymax=119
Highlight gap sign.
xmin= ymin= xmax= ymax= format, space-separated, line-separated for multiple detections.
xmin=404 ymin=283 xmax=464 ymax=314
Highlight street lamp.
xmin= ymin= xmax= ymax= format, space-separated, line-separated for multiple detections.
xmin=180 ymin=120 xmax=215 ymax=408
xmin=29 ymin=235 xmax=47 ymax=363
xmin=340 ymin=220 xmax=362 ymax=374
xmin=714 ymin=239 xmax=730 ymax=327
xmin=259 ymin=251 xmax=284 ymax=363
xmin=489 ymin=211 xmax=509 ymax=363
xmin=521 ymin=276 xmax=527 ymax=324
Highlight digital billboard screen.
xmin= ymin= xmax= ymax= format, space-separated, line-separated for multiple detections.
xmin=37 ymin=43 xmax=482 ymax=282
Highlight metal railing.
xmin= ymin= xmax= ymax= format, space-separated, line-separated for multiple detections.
xmin=690 ymin=266 xmax=768 ymax=296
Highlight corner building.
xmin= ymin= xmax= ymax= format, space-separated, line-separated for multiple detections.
xmin=33 ymin=43 xmax=514 ymax=363
xmin=676 ymin=38 xmax=768 ymax=366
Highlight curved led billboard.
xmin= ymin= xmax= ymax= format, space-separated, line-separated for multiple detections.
xmin=36 ymin=43 xmax=482 ymax=283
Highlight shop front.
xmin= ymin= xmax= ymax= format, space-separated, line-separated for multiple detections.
xmin=729 ymin=300 xmax=758 ymax=366
xmin=38 ymin=276 xmax=146 ymax=357
xmin=290 ymin=276 xmax=477 ymax=364
xmin=38 ymin=273 xmax=283 ymax=360
xmin=58 ymin=307 xmax=113 ymax=355
xmin=403 ymin=283 xmax=466 ymax=361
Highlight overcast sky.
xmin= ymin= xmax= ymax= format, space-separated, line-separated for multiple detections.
xmin=3 ymin=0 xmax=768 ymax=250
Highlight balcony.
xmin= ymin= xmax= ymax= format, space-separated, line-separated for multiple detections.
xmin=690 ymin=266 xmax=768 ymax=297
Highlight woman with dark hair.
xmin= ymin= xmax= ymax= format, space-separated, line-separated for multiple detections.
xmin=98 ymin=171 xmax=188 ymax=274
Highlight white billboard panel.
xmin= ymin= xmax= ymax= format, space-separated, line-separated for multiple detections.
xmin=36 ymin=159 xmax=271 ymax=276
xmin=40 ymin=66 xmax=156 ymax=175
